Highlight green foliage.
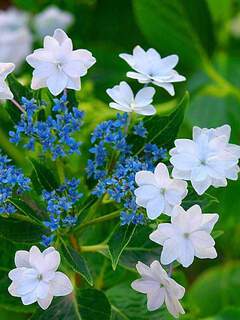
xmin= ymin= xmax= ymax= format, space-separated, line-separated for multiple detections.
xmin=31 ymin=289 xmax=111 ymax=320
xmin=133 ymin=0 xmax=214 ymax=72
xmin=61 ymin=241 xmax=93 ymax=286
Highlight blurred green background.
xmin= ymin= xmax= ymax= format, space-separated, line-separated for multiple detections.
xmin=1 ymin=0 xmax=240 ymax=319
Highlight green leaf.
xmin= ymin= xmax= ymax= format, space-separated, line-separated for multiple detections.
xmin=31 ymin=289 xmax=111 ymax=320
xmin=8 ymin=198 xmax=43 ymax=225
xmin=29 ymin=158 xmax=59 ymax=191
xmin=0 ymin=217 xmax=45 ymax=244
xmin=132 ymin=92 xmax=189 ymax=154
xmin=201 ymin=307 xmax=240 ymax=320
xmin=108 ymin=224 xmax=137 ymax=270
xmin=107 ymin=283 xmax=173 ymax=320
xmin=133 ymin=0 xmax=215 ymax=71
xmin=61 ymin=241 xmax=93 ymax=286
xmin=4 ymin=74 xmax=32 ymax=124
xmin=188 ymin=263 xmax=240 ymax=318
xmin=182 ymin=188 xmax=219 ymax=211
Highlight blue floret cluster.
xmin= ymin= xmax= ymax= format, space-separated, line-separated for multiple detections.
xmin=0 ymin=151 xmax=31 ymax=215
xmin=86 ymin=114 xmax=167 ymax=226
xmin=41 ymin=178 xmax=82 ymax=246
xmin=9 ymin=94 xmax=84 ymax=160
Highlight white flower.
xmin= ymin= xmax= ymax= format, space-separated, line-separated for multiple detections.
xmin=132 ymin=260 xmax=185 ymax=318
xmin=170 ymin=125 xmax=240 ymax=195
xmin=8 ymin=246 xmax=73 ymax=310
xmin=150 ymin=205 xmax=219 ymax=268
xmin=0 ymin=8 xmax=32 ymax=69
xmin=134 ymin=163 xmax=187 ymax=219
xmin=34 ymin=6 xmax=74 ymax=38
xmin=106 ymin=81 xmax=156 ymax=115
xmin=119 ymin=46 xmax=185 ymax=96
xmin=26 ymin=28 xmax=96 ymax=96
xmin=0 ymin=63 xmax=15 ymax=100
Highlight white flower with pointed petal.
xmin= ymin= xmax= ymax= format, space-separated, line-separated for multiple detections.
xmin=26 ymin=28 xmax=96 ymax=96
xmin=119 ymin=46 xmax=185 ymax=96
xmin=132 ymin=260 xmax=185 ymax=318
xmin=106 ymin=81 xmax=156 ymax=115
xmin=34 ymin=6 xmax=74 ymax=38
xmin=8 ymin=246 xmax=73 ymax=310
xmin=0 ymin=62 xmax=15 ymax=100
xmin=150 ymin=205 xmax=219 ymax=268
xmin=170 ymin=124 xmax=240 ymax=195
xmin=134 ymin=163 xmax=188 ymax=219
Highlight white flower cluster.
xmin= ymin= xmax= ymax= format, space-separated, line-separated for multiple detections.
xmin=132 ymin=124 xmax=240 ymax=318
xmin=106 ymin=46 xmax=185 ymax=115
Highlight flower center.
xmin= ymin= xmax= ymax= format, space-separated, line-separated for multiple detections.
xmin=37 ymin=274 xmax=43 ymax=281
xmin=183 ymin=232 xmax=189 ymax=239
xmin=57 ymin=63 xmax=63 ymax=71
xmin=160 ymin=188 xmax=166 ymax=195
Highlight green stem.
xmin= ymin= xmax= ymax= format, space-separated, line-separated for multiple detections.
xmin=80 ymin=243 xmax=108 ymax=253
xmin=74 ymin=209 xmax=120 ymax=233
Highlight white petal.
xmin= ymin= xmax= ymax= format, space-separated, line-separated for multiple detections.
xmin=131 ymin=279 xmax=159 ymax=294
xmin=154 ymin=163 xmax=170 ymax=187
xmin=135 ymin=171 xmax=155 ymax=186
xmin=135 ymin=87 xmax=155 ymax=107
xmin=170 ymin=154 xmax=199 ymax=171
xmin=134 ymin=185 xmax=159 ymax=203
xmin=0 ymin=62 xmax=15 ymax=79
xmin=136 ymin=261 xmax=152 ymax=278
xmin=147 ymin=287 xmax=165 ymax=311
xmin=178 ymin=240 xmax=195 ymax=267
xmin=190 ymin=231 xmax=215 ymax=248
xmin=165 ymin=291 xmax=185 ymax=318
xmin=194 ymin=246 xmax=217 ymax=259
xmin=31 ymin=75 xmax=46 ymax=90
xmin=149 ymin=224 xmax=175 ymax=245
xmin=146 ymin=195 xmax=165 ymax=219
xmin=8 ymin=282 xmax=21 ymax=297
xmin=29 ymin=246 xmax=45 ymax=272
xmin=46 ymin=71 xmax=68 ymax=95
xmin=160 ymin=54 xmax=179 ymax=70
xmin=53 ymin=28 xmax=69 ymax=44
xmin=191 ymin=176 xmax=212 ymax=195
xmin=126 ymin=71 xmax=150 ymax=82
xmin=44 ymin=250 xmax=60 ymax=272
xmin=161 ymin=238 xmax=179 ymax=265
xmin=15 ymin=251 xmax=30 ymax=268
xmin=62 ymin=60 xmax=87 ymax=77
xmin=134 ymin=105 xmax=156 ymax=116
xmin=200 ymin=213 xmax=219 ymax=233
xmin=21 ymin=291 xmax=37 ymax=305
xmin=186 ymin=205 xmax=203 ymax=232
xmin=71 ymin=49 xmax=96 ymax=68
xmin=37 ymin=293 xmax=53 ymax=310
xmin=109 ymin=102 xmax=131 ymax=113
xmin=50 ymin=272 xmax=73 ymax=296
xmin=36 ymin=281 xmax=50 ymax=299
xmin=152 ymin=81 xmax=175 ymax=96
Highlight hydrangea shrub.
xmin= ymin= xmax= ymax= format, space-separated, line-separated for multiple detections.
xmin=0 ymin=27 xmax=239 ymax=320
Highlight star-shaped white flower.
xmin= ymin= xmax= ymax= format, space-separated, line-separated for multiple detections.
xmin=134 ymin=163 xmax=188 ymax=219
xmin=26 ymin=28 xmax=96 ymax=96
xmin=170 ymin=124 xmax=240 ymax=195
xmin=0 ymin=62 xmax=15 ymax=100
xmin=150 ymin=205 xmax=219 ymax=268
xmin=34 ymin=6 xmax=74 ymax=38
xmin=132 ymin=260 xmax=185 ymax=318
xmin=119 ymin=46 xmax=185 ymax=96
xmin=106 ymin=81 xmax=156 ymax=115
xmin=8 ymin=246 xmax=73 ymax=310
